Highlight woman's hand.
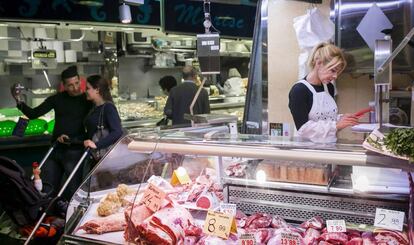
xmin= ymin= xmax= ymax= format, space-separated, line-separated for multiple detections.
xmin=336 ymin=114 xmax=359 ymax=130
xmin=84 ymin=140 xmax=97 ymax=149
xmin=57 ymin=134 xmax=70 ymax=144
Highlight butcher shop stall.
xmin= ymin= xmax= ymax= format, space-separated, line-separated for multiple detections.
xmin=60 ymin=129 xmax=414 ymax=244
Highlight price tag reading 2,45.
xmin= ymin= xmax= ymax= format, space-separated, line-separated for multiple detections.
xmin=374 ymin=208 xmax=405 ymax=231
xmin=203 ymin=210 xmax=237 ymax=239
xmin=140 ymin=183 xmax=166 ymax=212
xmin=326 ymin=220 xmax=347 ymax=233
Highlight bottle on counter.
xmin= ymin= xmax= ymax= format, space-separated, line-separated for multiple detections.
xmin=32 ymin=162 xmax=43 ymax=192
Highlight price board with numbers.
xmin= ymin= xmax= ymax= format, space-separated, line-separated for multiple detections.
xmin=280 ymin=233 xmax=301 ymax=245
xmin=239 ymin=233 xmax=256 ymax=245
xmin=140 ymin=183 xmax=166 ymax=212
xmin=326 ymin=220 xmax=347 ymax=233
xmin=203 ymin=210 xmax=237 ymax=239
xmin=374 ymin=208 xmax=405 ymax=231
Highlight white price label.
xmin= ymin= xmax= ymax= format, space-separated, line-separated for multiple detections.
xmin=219 ymin=203 xmax=237 ymax=216
xmin=374 ymin=208 xmax=405 ymax=231
xmin=239 ymin=233 xmax=256 ymax=245
xmin=326 ymin=220 xmax=346 ymax=233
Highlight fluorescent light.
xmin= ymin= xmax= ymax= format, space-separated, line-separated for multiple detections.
xmin=80 ymin=26 xmax=94 ymax=30
xmin=0 ymin=23 xmax=8 ymax=27
xmin=121 ymin=27 xmax=134 ymax=31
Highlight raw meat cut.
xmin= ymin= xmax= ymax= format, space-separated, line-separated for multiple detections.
xmin=124 ymin=204 xmax=153 ymax=242
xmin=319 ymin=232 xmax=348 ymax=244
xmin=225 ymin=163 xmax=247 ymax=177
xmin=345 ymin=237 xmax=362 ymax=245
xmin=271 ymin=215 xmax=288 ymax=229
xmin=184 ymin=224 xmax=203 ymax=237
xmin=304 ymin=228 xmax=321 ymax=245
xmin=78 ymin=212 xmax=125 ymax=234
xmin=300 ymin=216 xmax=324 ymax=230
xmin=195 ymin=191 xmax=219 ymax=209
xmin=361 ymin=232 xmax=376 ymax=245
xmin=128 ymin=206 xmax=194 ymax=244
xmin=374 ymin=229 xmax=409 ymax=245
xmin=267 ymin=227 xmax=305 ymax=245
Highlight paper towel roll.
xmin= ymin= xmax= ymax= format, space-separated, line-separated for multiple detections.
xmin=64 ymin=50 xmax=76 ymax=63
xmin=53 ymin=41 xmax=64 ymax=63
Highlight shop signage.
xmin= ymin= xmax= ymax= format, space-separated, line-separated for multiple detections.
xmin=0 ymin=0 xmax=160 ymax=26
xmin=163 ymin=0 xmax=256 ymax=38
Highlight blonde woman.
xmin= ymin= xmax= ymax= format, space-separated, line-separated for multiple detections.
xmin=288 ymin=43 xmax=359 ymax=143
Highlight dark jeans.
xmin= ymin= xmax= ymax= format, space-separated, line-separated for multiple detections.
xmin=42 ymin=146 xmax=84 ymax=201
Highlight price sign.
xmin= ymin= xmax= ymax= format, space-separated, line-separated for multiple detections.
xmin=219 ymin=203 xmax=237 ymax=216
xmin=140 ymin=183 xmax=166 ymax=212
xmin=374 ymin=208 xmax=405 ymax=231
xmin=203 ymin=210 xmax=237 ymax=239
xmin=239 ymin=233 xmax=256 ymax=245
xmin=280 ymin=233 xmax=300 ymax=245
xmin=326 ymin=220 xmax=347 ymax=233
xmin=170 ymin=169 xmax=191 ymax=186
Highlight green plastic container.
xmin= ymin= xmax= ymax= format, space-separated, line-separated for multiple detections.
xmin=25 ymin=119 xmax=48 ymax=136
xmin=47 ymin=119 xmax=55 ymax=134
xmin=0 ymin=120 xmax=16 ymax=137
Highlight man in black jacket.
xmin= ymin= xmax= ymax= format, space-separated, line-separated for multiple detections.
xmin=11 ymin=66 xmax=93 ymax=200
xmin=164 ymin=66 xmax=210 ymax=126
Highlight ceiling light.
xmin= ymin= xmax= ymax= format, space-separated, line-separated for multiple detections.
xmin=119 ymin=3 xmax=132 ymax=24
xmin=0 ymin=23 xmax=8 ymax=27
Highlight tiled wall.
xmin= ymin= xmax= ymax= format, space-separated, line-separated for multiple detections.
xmin=0 ymin=26 xmax=182 ymax=108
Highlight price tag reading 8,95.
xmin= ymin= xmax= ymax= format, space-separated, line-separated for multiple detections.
xmin=326 ymin=220 xmax=347 ymax=233
xmin=280 ymin=233 xmax=300 ymax=245
xmin=140 ymin=183 xmax=166 ymax=212
xmin=374 ymin=208 xmax=405 ymax=231
xmin=239 ymin=233 xmax=256 ymax=245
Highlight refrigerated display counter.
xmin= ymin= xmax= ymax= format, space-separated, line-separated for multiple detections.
xmin=60 ymin=130 xmax=413 ymax=244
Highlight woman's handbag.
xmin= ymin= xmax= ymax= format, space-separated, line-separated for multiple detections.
xmin=91 ymin=103 xmax=110 ymax=160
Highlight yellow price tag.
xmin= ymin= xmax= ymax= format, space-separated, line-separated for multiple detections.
xmin=170 ymin=169 xmax=191 ymax=186
xmin=140 ymin=183 xmax=166 ymax=212
xmin=203 ymin=210 xmax=237 ymax=239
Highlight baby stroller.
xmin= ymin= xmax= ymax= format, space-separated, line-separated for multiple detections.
xmin=0 ymin=146 xmax=90 ymax=245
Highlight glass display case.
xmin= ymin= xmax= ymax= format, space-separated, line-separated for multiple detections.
xmin=61 ymin=131 xmax=413 ymax=244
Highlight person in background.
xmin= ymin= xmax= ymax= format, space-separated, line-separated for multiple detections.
xmin=83 ymin=75 xmax=123 ymax=167
xmin=288 ymin=42 xmax=359 ymax=143
xmin=223 ymin=68 xmax=244 ymax=96
xmin=164 ymin=66 xmax=210 ymax=126
xmin=11 ymin=65 xmax=93 ymax=199
xmin=159 ymin=75 xmax=178 ymax=95
xmin=156 ymin=76 xmax=178 ymax=126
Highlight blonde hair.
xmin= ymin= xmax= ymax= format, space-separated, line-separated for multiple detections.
xmin=308 ymin=42 xmax=347 ymax=74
